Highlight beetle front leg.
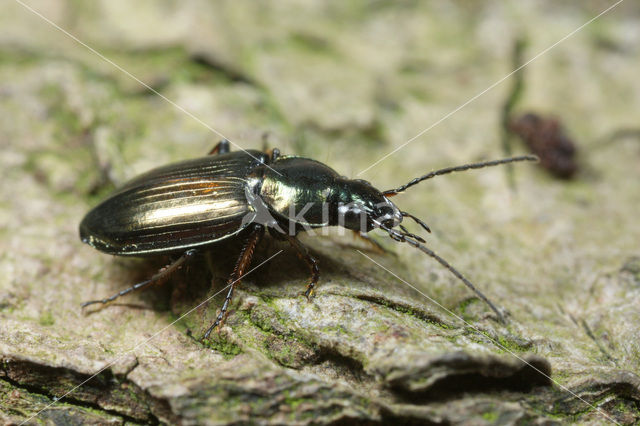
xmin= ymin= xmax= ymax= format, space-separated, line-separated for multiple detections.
xmin=285 ymin=235 xmax=319 ymax=300
xmin=81 ymin=249 xmax=198 ymax=308
xmin=202 ymin=224 xmax=264 ymax=340
xmin=208 ymin=139 xmax=231 ymax=155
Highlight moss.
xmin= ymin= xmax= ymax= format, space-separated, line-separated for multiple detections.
xmin=283 ymin=393 xmax=307 ymax=412
xmin=37 ymin=83 xmax=83 ymax=141
xmin=355 ymin=294 xmax=454 ymax=330
xmin=288 ymin=32 xmax=336 ymax=55
xmin=4 ymin=2 xmax=640 ymax=424
xmin=456 ymin=297 xmax=479 ymax=321
xmin=247 ymin=306 xmax=276 ymax=334
xmin=495 ymin=334 xmax=532 ymax=353
xmin=38 ymin=311 xmax=54 ymax=327
xmin=464 ymin=329 xmax=532 ymax=354
xmin=481 ymin=410 xmax=498 ymax=422
xmin=202 ymin=335 xmax=242 ymax=358
xmin=234 ymin=304 xmax=320 ymax=369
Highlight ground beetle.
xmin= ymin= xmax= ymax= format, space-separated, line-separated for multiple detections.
xmin=80 ymin=139 xmax=536 ymax=339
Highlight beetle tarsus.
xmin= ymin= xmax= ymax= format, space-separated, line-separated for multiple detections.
xmin=81 ymin=249 xmax=198 ymax=309
xmin=304 ymin=286 xmax=315 ymax=301
xmin=202 ymin=301 xmax=229 ymax=340
xmin=201 ymin=224 xmax=264 ymax=341
xmin=285 ymin=235 xmax=320 ymax=303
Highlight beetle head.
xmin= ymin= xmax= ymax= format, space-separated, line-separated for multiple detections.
xmin=335 ymin=179 xmax=402 ymax=232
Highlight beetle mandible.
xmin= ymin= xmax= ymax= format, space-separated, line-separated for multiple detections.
xmin=80 ymin=139 xmax=536 ymax=339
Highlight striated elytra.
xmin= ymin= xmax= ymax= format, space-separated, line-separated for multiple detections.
xmin=80 ymin=139 xmax=537 ymax=340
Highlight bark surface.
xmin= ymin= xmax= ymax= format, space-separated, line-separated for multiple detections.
xmin=2 ymin=1 xmax=640 ymax=424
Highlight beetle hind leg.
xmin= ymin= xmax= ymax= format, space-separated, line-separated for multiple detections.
xmin=202 ymin=224 xmax=264 ymax=340
xmin=285 ymin=236 xmax=319 ymax=300
xmin=81 ymin=249 xmax=198 ymax=309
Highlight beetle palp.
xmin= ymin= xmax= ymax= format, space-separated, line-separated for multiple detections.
xmin=400 ymin=211 xmax=432 ymax=234
xmin=398 ymin=224 xmax=426 ymax=243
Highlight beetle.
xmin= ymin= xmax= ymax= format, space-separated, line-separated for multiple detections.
xmin=80 ymin=139 xmax=536 ymax=339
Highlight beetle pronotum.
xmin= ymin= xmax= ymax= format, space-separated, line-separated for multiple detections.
xmin=80 ymin=139 xmax=536 ymax=339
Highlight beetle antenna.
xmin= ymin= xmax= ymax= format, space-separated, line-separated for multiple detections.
xmin=374 ymin=221 xmax=506 ymax=323
xmin=401 ymin=211 xmax=431 ymax=233
xmin=383 ymin=155 xmax=538 ymax=196
xmin=399 ymin=224 xmax=426 ymax=243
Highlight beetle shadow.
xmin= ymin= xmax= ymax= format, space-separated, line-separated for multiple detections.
xmin=82 ymin=254 xmax=209 ymax=316
xmin=168 ymin=236 xmax=257 ymax=318
xmin=82 ymin=236 xmax=278 ymax=319
xmin=332 ymin=232 xmax=396 ymax=256
xmin=82 ymin=232 xmax=410 ymax=322
xmin=248 ymin=233 xmax=445 ymax=313
xmin=244 ymin=234 xmax=389 ymax=297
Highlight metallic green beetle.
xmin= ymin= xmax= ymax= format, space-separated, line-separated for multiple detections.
xmin=80 ymin=139 xmax=536 ymax=339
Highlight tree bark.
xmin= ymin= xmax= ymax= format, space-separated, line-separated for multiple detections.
xmin=2 ymin=1 xmax=640 ymax=424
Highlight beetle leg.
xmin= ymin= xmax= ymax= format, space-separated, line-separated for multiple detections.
xmin=261 ymin=131 xmax=272 ymax=151
xmin=202 ymin=224 xmax=264 ymax=340
xmin=81 ymin=249 xmax=198 ymax=308
xmin=285 ymin=235 xmax=319 ymax=301
xmin=268 ymin=148 xmax=280 ymax=162
xmin=258 ymin=132 xmax=280 ymax=162
xmin=208 ymin=139 xmax=231 ymax=155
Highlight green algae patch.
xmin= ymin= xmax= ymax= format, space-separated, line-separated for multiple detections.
xmin=37 ymin=311 xmax=54 ymax=327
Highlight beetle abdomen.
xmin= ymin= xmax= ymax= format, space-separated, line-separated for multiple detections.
xmin=80 ymin=150 xmax=268 ymax=255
